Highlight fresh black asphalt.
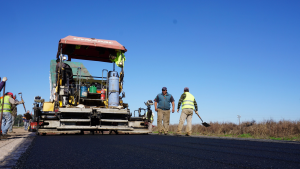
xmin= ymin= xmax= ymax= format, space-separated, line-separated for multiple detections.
xmin=13 ymin=134 xmax=300 ymax=169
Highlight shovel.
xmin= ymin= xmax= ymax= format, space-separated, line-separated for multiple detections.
xmin=18 ymin=92 xmax=26 ymax=112
xmin=196 ymin=113 xmax=210 ymax=127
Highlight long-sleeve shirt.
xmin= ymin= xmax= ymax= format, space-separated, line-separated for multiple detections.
xmin=9 ymin=98 xmax=22 ymax=105
xmin=0 ymin=96 xmax=22 ymax=114
xmin=0 ymin=81 xmax=5 ymax=92
xmin=177 ymin=93 xmax=198 ymax=111
xmin=11 ymin=104 xmax=17 ymax=117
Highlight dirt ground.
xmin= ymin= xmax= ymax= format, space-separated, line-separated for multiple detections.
xmin=0 ymin=127 xmax=34 ymax=162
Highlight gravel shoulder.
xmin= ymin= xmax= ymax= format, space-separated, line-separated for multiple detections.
xmin=0 ymin=128 xmax=35 ymax=168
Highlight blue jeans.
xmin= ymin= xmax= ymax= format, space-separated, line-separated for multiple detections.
xmin=1 ymin=112 xmax=12 ymax=135
xmin=24 ymin=121 xmax=29 ymax=131
xmin=8 ymin=116 xmax=15 ymax=132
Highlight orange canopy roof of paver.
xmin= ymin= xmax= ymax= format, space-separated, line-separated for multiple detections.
xmin=56 ymin=36 xmax=127 ymax=63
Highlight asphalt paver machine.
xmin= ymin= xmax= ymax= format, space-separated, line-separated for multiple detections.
xmin=34 ymin=36 xmax=151 ymax=135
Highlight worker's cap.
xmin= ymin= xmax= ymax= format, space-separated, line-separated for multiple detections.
xmin=184 ymin=87 xmax=189 ymax=91
xmin=162 ymin=87 xmax=167 ymax=91
xmin=5 ymin=92 xmax=13 ymax=97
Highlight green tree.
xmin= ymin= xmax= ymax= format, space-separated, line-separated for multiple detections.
xmin=14 ymin=114 xmax=24 ymax=126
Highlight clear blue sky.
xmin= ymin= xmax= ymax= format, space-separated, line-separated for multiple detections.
xmin=1 ymin=0 xmax=299 ymax=125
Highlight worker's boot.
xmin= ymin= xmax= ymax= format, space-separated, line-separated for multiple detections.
xmin=0 ymin=134 xmax=9 ymax=140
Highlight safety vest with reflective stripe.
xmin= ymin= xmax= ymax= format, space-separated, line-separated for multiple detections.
xmin=116 ymin=50 xmax=126 ymax=68
xmin=109 ymin=50 xmax=126 ymax=68
xmin=182 ymin=92 xmax=195 ymax=110
xmin=146 ymin=111 xmax=153 ymax=121
xmin=0 ymin=95 xmax=11 ymax=113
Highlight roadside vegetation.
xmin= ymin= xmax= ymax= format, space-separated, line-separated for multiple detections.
xmin=14 ymin=114 xmax=25 ymax=126
xmin=153 ymin=120 xmax=300 ymax=141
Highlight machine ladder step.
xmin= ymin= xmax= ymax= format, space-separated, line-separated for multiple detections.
xmin=100 ymin=119 xmax=128 ymax=122
xmin=38 ymin=129 xmax=81 ymax=134
xmin=97 ymin=125 xmax=133 ymax=130
xmin=57 ymin=126 xmax=97 ymax=129
xmin=60 ymin=119 xmax=91 ymax=122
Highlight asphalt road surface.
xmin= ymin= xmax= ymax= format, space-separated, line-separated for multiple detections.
xmin=13 ymin=134 xmax=300 ymax=169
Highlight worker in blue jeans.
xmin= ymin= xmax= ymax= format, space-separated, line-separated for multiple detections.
xmin=23 ymin=111 xmax=31 ymax=131
xmin=8 ymin=103 xmax=17 ymax=133
xmin=1 ymin=92 xmax=23 ymax=138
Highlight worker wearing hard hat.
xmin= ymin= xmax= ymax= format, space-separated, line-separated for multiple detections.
xmin=0 ymin=92 xmax=24 ymax=138
xmin=176 ymin=87 xmax=199 ymax=136
xmin=0 ymin=77 xmax=7 ymax=92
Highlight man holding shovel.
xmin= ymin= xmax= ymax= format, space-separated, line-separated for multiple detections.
xmin=1 ymin=92 xmax=24 ymax=138
xmin=176 ymin=87 xmax=199 ymax=136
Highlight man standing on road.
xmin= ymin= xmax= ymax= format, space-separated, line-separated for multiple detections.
xmin=8 ymin=95 xmax=18 ymax=133
xmin=23 ymin=111 xmax=32 ymax=131
xmin=0 ymin=92 xmax=24 ymax=138
xmin=154 ymin=87 xmax=175 ymax=135
xmin=176 ymin=87 xmax=198 ymax=136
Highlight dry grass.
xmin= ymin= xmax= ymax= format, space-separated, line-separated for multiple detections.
xmin=153 ymin=120 xmax=300 ymax=141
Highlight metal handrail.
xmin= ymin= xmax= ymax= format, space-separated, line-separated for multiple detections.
xmin=0 ymin=81 xmax=5 ymax=134
xmin=102 ymin=69 xmax=108 ymax=102
xmin=77 ymin=67 xmax=82 ymax=104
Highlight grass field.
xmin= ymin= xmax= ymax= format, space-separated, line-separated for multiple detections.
xmin=153 ymin=120 xmax=300 ymax=141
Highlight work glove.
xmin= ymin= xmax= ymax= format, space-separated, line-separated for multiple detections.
xmin=20 ymin=100 xmax=24 ymax=104
xmin=195 ymin=111 xmax=199 ymax=114
xmin=2 ymin=77 xmax=7 ymax=82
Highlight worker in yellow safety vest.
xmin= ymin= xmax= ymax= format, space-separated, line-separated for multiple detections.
xmin=146 ymin=111 xmax=154 ymax=132
xmin=176 ymin=87 xmax=199 ymax=136
xmin=110 ymin=50 xmax=126 ymax=68
xmin=0 ymin=92 xmax=23 ymax=138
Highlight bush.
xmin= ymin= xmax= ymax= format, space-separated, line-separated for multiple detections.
xmin=153 ymin=119 xmax=300 ymax=141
